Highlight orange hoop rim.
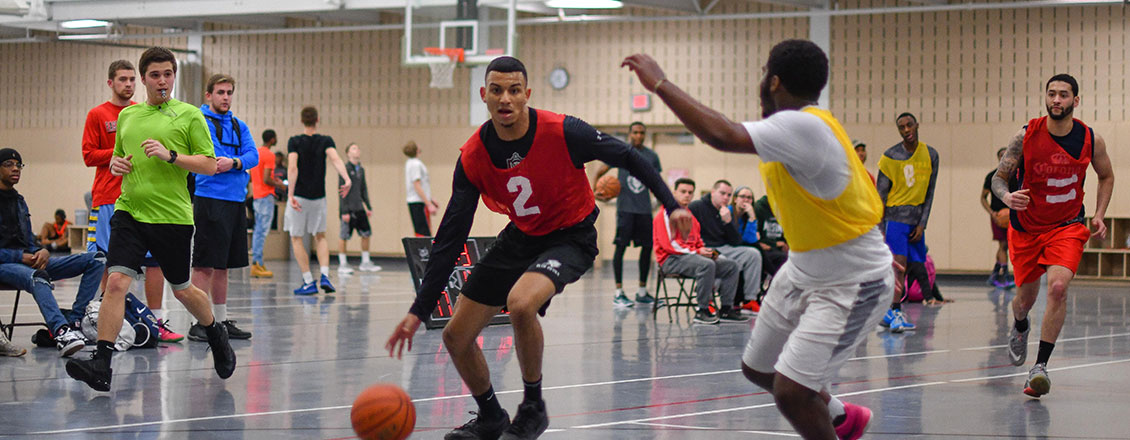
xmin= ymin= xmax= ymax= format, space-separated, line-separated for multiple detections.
xmin=423 ymin=47 xmax=465 ymax=63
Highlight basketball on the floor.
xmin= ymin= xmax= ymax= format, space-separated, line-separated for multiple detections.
xmin=594 ymin=174 xmax=621 ymax=200
xmin=351 ymin=384 xmax=415 ymax=440
xmin=994 ymin=208 xmax=1009 ymax=228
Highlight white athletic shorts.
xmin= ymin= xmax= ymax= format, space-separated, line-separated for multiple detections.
xmin=284 ymin=196 xmax=327 ymax=237
xmin=741 ymin=260 xmax=894 ymax=391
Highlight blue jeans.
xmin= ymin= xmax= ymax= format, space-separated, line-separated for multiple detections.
xmin=251 ymin=196 xmax=275 ymax=265
xmin=0 ymin=252 xmax=104 ymax=332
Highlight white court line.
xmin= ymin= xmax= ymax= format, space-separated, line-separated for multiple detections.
xmin=633 ymin=421 xmax=801 ymax=436
xmin=570 ymin=358 xmax=1130 ymax=431
xmin=959 ymin=331 xmax=1130 ymax=351
xmin=30 ymin=330 xmax=1130 ymax=434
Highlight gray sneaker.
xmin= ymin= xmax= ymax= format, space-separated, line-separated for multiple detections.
xmin=1008 ymin=326 xmax=1029 ymax=366
xmin=0 ymin=331 xmax=26 ymax=357
xmin=1023 ymin=363 xmax=1050 ymax=397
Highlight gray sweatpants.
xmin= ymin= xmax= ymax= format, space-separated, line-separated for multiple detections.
xmin=715 ymin=244 xmax=763 ymax=302
xmin=661 ymin=253 xmax=739 ymax=310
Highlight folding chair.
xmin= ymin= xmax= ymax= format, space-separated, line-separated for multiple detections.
xmin=653 ymin=268 xmax=704 ymax=321
xmin=0 ymin=283 xmax=48 ymax=340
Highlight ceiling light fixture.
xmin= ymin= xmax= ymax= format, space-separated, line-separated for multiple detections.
xmin=545 ymin=0 xmax=623 ymax=9
xmin=60 ymin=19 xmax=110 ymax=29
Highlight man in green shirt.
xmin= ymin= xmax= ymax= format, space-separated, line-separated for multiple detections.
xmin=67 ymin=47 xmax=236 ymax=392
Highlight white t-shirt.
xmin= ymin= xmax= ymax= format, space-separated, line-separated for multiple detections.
xmin=743 ymin=108 xmax=892 ymax=286
xmin=405 ymin=158 xmax=431 ymax=203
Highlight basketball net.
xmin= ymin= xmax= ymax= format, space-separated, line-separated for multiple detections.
xmin=424 ymin=48 xmax=464 ymax=89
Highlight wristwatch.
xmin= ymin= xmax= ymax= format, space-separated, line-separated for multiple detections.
xmin=166 ymin=150 xmax=178 ymax=164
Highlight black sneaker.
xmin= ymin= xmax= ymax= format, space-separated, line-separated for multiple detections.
xmin=205 ymin=322 xmax=237 ymax=379
xmin=445 ymin=410 xmax=510 ymax=440
xmin=66 ymin=354 xmax=112 ymax=392
xmin=500 ymin=400 xmax=549 ymax=440
xmin=693 ymin=309 xmax=719 ymax=325
xmin=222 ymin=320 xmax=252 ymax=340
xmin=719 ymin=308 xmax=751 ymax=323
xmin=187 ymin=322 xmax=208 ymax=342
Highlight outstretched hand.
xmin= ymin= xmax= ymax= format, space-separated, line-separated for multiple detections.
xmin=621 ymin=54 xmax=667 ymax=92
xmin=669 ymin=208 xmax=693 ymax=239
xmin=386 ymin=314 xmax=422 ymax=360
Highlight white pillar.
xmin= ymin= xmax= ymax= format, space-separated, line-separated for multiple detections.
xmin=809 ymin=3 xmax=831 ymax=108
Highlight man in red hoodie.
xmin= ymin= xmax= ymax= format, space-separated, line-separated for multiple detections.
xmin=654 ymin=177 xmax=745 ymax=324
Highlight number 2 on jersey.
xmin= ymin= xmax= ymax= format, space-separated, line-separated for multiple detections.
xmin=508 ymin=176 xmax=541 ymax=216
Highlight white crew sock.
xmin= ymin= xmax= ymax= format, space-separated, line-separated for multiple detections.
xmin=615 ymin=288 xmax=625 ymax=297
xmin=637 ymin=286 xmax=649 ymax=296
xmin=361 ymin=251 xmax=371 ymax=263
xmin=828 ymin=396 xmax=845 ymax=421
xmin=152 ymin=308 xmax=166 ymax=322
xmin=338 ymin=253 xmax=348 ymax=266
xmin=213 ymin=304 xmax=227 ymax=323
xmin=320 ymin=266 xmax=330 ymax=277
xmin=302 ymin=272 xmax=314 ymax=284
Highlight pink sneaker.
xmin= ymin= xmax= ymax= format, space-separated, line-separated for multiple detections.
xmin=835 ymin=402 xmax=872 ymax=440
xmin=157 ymin=319 xmax=185 ymax=343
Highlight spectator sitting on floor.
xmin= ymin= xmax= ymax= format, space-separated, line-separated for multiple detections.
xmin=0 ymin=148 xmax=104 ymax=357
xmin=37 ymin=209 xmax=71 ymax=253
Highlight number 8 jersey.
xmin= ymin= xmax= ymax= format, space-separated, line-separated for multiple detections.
xmin=460 ymin=109 xmax=595 ymax=236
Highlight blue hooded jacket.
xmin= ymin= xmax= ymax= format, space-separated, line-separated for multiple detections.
xmin=195 ymin=104 xmax=258 ymax=202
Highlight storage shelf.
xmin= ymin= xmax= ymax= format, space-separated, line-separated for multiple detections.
xmin=1078 ymin=217 xmax=1130 ymax=280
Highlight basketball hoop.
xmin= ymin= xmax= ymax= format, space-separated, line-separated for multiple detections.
xmin=424 ymin=47 xmax=464 ymax=89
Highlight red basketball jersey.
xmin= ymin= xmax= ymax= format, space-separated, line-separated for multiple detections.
xmin=460 ymin=110 xmax=595 ymax=236
xmin=1016 ymin=116 xmax=1091 ymax=233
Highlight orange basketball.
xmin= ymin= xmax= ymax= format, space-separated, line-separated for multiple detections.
xmin=594 ymin=174 xmax=621 ymax=200
xmin=994 ymin=209 xmax=1009 ymax=228
xmin=351 ymin=384 xmax=416 ymax=440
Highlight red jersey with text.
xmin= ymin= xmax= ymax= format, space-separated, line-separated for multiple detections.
xmin=82 ymin=101 xmax=134 ymax=206
xmin=1014 ymin=116 xmax=1091 ymax=233
xmin=459 ymin=110 xmax=595 ymax=236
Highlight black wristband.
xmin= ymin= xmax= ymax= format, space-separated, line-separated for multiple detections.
xmin=166 ymin=150 xmax=178 ymax=164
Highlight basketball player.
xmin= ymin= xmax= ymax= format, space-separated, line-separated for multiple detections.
xmin=624 ymin=39 xmax=895 ymax=439
xmin=876 ymin=112 xmax=939 ymax=333
xmin=81 ymin=59 xmax=182 ymax=343
xmin=991 ymin=73 xmax=1114 ymax=398
xmin=591 ymin=121 xmax=663 ymax=307
xmin=981 ymin=148 xmax=1013 ymax=288
xmin=385 ymin=56 xmax=690 ymax=440
xmin=67 ymin=47 xmax=236 ymax=391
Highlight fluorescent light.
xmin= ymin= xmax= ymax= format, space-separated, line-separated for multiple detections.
xmin=60 ymin=19 xmax=110 ymax=29
xmin=545 ymin=0 xmax=623 ymax=9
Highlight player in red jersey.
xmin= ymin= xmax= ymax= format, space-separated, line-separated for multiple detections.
xmin=385 ymin=57 xmax=691 ymax=440
xmin=991 ymin=73 xmax=1114 ymax=398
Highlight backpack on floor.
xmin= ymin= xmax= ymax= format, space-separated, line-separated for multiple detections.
xmin=80 ymin=300 xmax=136 ymax=352
xmin=123 ymin=292 xmax=160 ymax=349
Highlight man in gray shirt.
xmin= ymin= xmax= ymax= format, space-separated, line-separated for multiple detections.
xmin=338 ymin=142 xmax=380 ymax=274
xmin=876 ymin=112 xmax=939 ymax=333
xmin=593 ymin=122 xmax=663 ymax=307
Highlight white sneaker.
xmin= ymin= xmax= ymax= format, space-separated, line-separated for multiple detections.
xmin=55 ymin=327 xmax=86 ymax=357
xmin=338 ymin=265 xmax=354 ymax=275
xmin=359 ymin=261 xmax=382 ymax=272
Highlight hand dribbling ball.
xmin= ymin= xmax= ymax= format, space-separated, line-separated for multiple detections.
xmin=594 ymin=174 xmax=621 ymax=200
xmin=351 ymin=384 xmax=416 ymax=440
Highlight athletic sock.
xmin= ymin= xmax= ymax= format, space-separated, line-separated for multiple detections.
xmin=991 ymin=263 xmax=1002 ymax=277
xmin=1036 ymin=341 xmax=1055 ymax=365
xmin=828 ymin=396 xmax=846 ymax=425
xmin=95 ymin=340 xmax=115 ymax=361
xmin=473 ymin=386 xmax=505 ymax=420
xmin=213 ymin=304 xmax=227 ymax=323
xmin=302 ymin=272 xmax=314 ymax=284
xmin=523 ymin=377 xmax=543 ymax=403
xmin=361 ymin=251 xmax=371 ymax=263
xmin=152 ymin=308 xmax=166 ymax=322
xmin=338 ymin=253 xmax=347 ymax=266
xmin=891 ymin=303 xmax=901 ymax=311
xmin=1015 ymin=317 xmax=1029 ymax=334
xmin=320 ymin=266 xmax=330 ymax=277
xmin=637 ymin=286 xmax=648 ymax=296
